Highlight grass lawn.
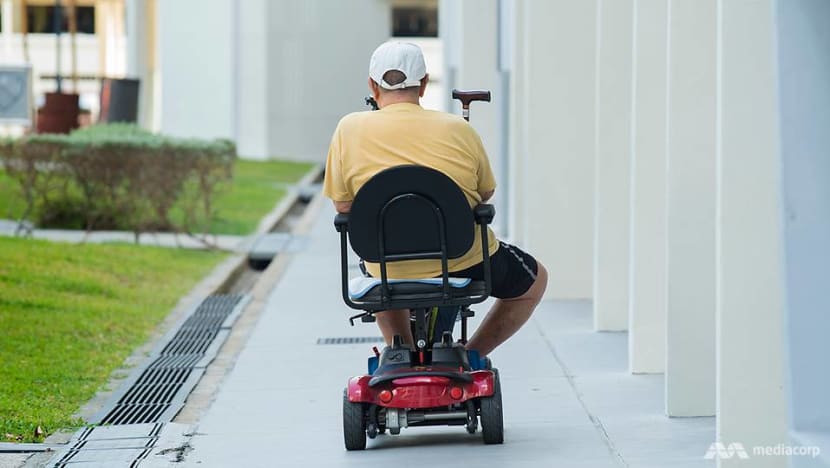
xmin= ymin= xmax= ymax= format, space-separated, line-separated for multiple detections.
xmin=194 ymin=159 xmax=314 ymax=235
xmin=0 ymin=158 xmax=315 ymax=236
xmin=0 ymin=169 xmax=26 ymax=221
xmin=0 ymin=237 xmax=226 ymax=442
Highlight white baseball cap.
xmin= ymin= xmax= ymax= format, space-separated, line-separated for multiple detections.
xmin=369 ymin=42 xmax=426 ymax=90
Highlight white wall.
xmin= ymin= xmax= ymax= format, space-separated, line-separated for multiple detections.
xmin=156 ymin=0 xmax=389 ymax=159
xmin=716 ymin=0 xmax=788 ymax=466
xmin=235 ymin=0 xmax=269 ymax=159
xmin=664 ymin=0 xmax=716 ymax=417
xmin=157 ymin=0 xmax=234 ymax=140
xmin=440 ymin=0 xmax=503 ymax=233
xmin=518 ymin=0 xmax=596 ymax=299
xmin=265 ymin=0 xmax=389 ymax=162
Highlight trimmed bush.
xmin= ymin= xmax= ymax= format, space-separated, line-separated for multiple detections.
xmin=0 ymin=124 xmax=235 ymax=237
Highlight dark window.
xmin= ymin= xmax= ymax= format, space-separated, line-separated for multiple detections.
xmin=27 ymin=6 xmax=95 ymax=34
xmin=392 ymin=7 xmax=438 ymax=37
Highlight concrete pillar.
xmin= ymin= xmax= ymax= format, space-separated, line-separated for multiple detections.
xmin=777 ymin=1 xmax=830 ymax=466
xmin=716 ymin=1 xmax=787 ymax=466
xmin=235 ymin=0 xmax=269 ymax=159
xmin=440 ymin=0 xmax=503 ymax=233
xmin=593 ymin=0 xmax=633 ymax=331
xmin=664 ymin=0 xmax=716 ymax=417
xmin=506 ymin=0 xmax=527 ymax=245
xmin=520 ymin=0 xmax=596 ymax=299
xmin=628 ymin=0 xmax=668 ymax=374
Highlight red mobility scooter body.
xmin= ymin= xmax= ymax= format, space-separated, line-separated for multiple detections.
xmin=336 ymin=90 xmax=503 ymax=450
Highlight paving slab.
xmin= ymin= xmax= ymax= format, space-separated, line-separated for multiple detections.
xmin=181 ymin=205 xmax=715 ymax=468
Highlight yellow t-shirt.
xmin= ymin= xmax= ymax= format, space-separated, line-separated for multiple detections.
xmin=323 ymin=102 xmax=499 ymax=279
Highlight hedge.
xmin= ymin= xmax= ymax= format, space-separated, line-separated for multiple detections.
xmin=0 ymin=124 xmax=236 ymax=237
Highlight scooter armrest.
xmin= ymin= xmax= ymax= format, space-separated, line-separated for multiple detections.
xmin=334 ymin=213 xmax=349 ymax=232
xmin=474 ymin=204 xmax=495 ymax=225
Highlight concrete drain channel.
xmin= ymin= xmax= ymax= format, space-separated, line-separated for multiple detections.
xmin=41 ymin=175 xmax=321 ymax=467
xmin=48 ymin=295 xmax=250 ymax=467
xmin=96 ymin=294 xmax=248 ymax=426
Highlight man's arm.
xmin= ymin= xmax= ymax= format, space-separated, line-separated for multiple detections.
xmin=334 ymin=200 xmax=352 ymax=213
xmin=323 ymin=120 xmax=354 ymax=208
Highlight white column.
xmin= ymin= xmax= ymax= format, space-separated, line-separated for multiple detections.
xmin=716 ymin=0 xmax=787 ymax=466
xmin=664 ymin=0 xmax=716 ymax=417
xmin=628 ymin=0 xmax=668 ymax=374
xmin=777 ymin=1 xmax=830 ymax=466
xmin=521 ymin=0 xmax=596 ymax=299
xmin=235 ymin=0 xmax=269 ymax=159
xmin=593 ymin=0 xmax=633 ymax=331
xmin=125 ymin=0 xmax=154 ymax=129
xmin=507 ymin=0 xmax=527 ymax=245
xmin=157 ymin=0 xmax=234 ymax=140
xmin=1 ymin=0 xmax=13 ymax=62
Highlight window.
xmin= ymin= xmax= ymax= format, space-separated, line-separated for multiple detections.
xmin=392 ymin=7 xmax=438 ymax=37
xmin=26 ymin=6 xmax=95 ymax=34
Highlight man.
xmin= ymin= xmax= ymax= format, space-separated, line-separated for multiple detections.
xmin=323 ymin=41 xmax=547 ymax=357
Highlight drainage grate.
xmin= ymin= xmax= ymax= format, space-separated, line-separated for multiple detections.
xmin=94 ymin=294 xmax=247 ymax=426
xmin=49 ymin=423 xmax=192 ymax=468
xmin=316 ymin=336 xmax=385 ymax=345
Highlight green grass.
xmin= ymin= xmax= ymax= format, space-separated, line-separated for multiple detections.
xmin=0 ymin=238 xmax=226 ymax=442
xmin=0 ymin=169 xmax=27 ymax=221
xmin=191 ymin=159 xmax=314 ymax=235
xmin=0 ymin=158 xmax=315 ymax=235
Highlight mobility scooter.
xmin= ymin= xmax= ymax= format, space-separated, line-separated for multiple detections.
xmin=334 ymin=90 xmax=502 ymax=450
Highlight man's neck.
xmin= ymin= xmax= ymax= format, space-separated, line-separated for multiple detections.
xmin=378 ymin=95 xmax=420 ymax=108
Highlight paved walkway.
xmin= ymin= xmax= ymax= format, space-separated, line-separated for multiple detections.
xmin=180 ymin=204 xmax=715 ymax=468
xmin=0 ymin=220 xmax=249 ymax=251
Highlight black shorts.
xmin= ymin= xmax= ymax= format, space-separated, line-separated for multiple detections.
xmin=451 ymin=241 xmax=539 ymax=299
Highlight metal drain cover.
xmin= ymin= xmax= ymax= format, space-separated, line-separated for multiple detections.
xmin=91 ymin=294 xmax=249 ymax=426
xmin=47 ymin=423 xmax=192 ymax=467
xmin=316 ymin=336 xmax=385 ymax=345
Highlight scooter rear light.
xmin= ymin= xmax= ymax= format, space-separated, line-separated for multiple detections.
xmin=378 ymin=389 xmax=393 ymax=403
xmin=449 ymin=387 xmax=464 ymax=400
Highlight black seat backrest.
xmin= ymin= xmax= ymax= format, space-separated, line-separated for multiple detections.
xmin=348 ymin=165 xmax=474 ymax=265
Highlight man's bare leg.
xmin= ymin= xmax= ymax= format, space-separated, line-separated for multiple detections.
xmin=375 ymin=309 xmax=414 ymax=347
xmin=465 ymin=263 xmax=548 ymax=356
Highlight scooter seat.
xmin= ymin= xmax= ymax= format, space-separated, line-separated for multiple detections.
xmin=348 ymin=277 xmax=484 ymax=302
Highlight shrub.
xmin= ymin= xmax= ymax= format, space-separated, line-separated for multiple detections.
xmin=0 ymin=124 xmax=236 ymax=239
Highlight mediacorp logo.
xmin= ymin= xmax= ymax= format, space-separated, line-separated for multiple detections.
xmin=704 ymin=442 xmax=750 ymax=460
xmin=704 ymin=442 xmax=821 ymax=460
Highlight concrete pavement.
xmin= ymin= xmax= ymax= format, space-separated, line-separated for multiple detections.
xmin=0 ymin=220 xmax=250 ymax=251
xmin=177 ymin=203 xmax=714 ymax=468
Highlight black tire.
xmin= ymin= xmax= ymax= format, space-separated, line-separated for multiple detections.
xmin=479 ymin=369 xmax=504 ymax=445
xmin=343 ymin=390 xmax=367 ymax=451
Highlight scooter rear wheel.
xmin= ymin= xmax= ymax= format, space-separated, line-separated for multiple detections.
xmin=343 ymin=389 xmax=367 ymax=450
xmin=479 ymin=369 xmax=504 ymax=444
